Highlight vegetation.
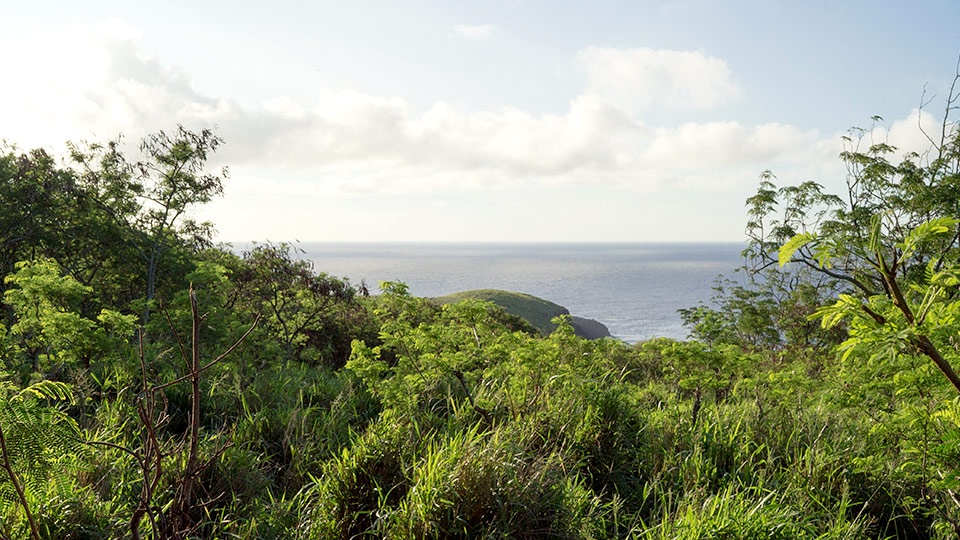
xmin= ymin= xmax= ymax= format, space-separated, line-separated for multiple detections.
xmin=435 ymin=289 xmax=574 ymax=335
xmin=0 ymin=65 xmax=958 ymax=538
xmin=435 ymin=289 xmax=612 ymax=340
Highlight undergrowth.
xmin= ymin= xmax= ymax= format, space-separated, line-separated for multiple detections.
xmin=2 ymin=286 xmax=959 ymax=538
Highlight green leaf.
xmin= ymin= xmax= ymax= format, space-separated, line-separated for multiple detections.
xmin=898 ymin=217 xmax=958 ymax=261
xmin=868 ymin=212 xmax=884 ymax=255
xmin=779 ymin=232 xmax=815 ymax=267
xmin=16 ymin=380 xmax=73 ymax=403
xmin=812 ymin=238 xmax=837 ymax=268
xmin=812 ymin=294 xmax=862 ymax=329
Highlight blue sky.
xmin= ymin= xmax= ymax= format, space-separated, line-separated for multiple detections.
xmin=2 ymin=1 xmax=959 ymax=242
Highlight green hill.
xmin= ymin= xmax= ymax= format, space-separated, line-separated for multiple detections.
xmin=434 ymin=289 xmax=611 ymax=339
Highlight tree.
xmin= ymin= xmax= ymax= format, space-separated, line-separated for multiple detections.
xmin=230 ymin=243 xmax=360 ymax=367
xmin=3 ymin=258 xmax=136 ymax=376
xmin=69 ymin=126 xmax=226 ymax=323
xmin=0 ymin=143 xmax=153 ymax=316
xmin=0 ymin=148 xmax=83 ymax=298
xmin=680 ymin=264 xmax=845 ymax=353
xmin=752 ymin=64 xmax=960 ymax=392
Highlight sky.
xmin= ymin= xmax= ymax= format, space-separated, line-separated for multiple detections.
xmin=2 ymin=1 xmax=959 ymax=243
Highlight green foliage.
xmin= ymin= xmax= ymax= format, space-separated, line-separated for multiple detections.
xmin=0 ymin=145 xmax=134 ymax=309
xmin=67 ymin=126 xmax=228 ymax=325
xmin=3 ymin=258 xmax=136 ymax=376
xmin=337 ymin=284 xmax=927 ymax=537
xmin=5 ymin=112 xmax=960 ymax=536
xmin=434 ymin=288 xmax=561 ymax=335
xmin=0 ymin=379 xmax=84 ymax=539
xmin=680 ymin=268 xmax=843 ymax=352
xmin=744 ymin=94 xmax=960 ymax=393
xmin=230 ymin=243 xmax=364 ymax=367
xmin=779 ymin=231 xmax=815 ymax=267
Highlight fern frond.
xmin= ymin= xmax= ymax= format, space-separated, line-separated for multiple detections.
xmin=14 ymin=381 xmax=73 ymax=403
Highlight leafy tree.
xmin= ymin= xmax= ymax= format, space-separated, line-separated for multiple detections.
xmin=3 ymin=258 xmax=136 ymax=376
xmin=0 ymin=126 xmax=226 ymax=324
xmin=230 ymin=243 xmax=361 ymax=367
xmin=680 ymin=275 xmax=780 ymax=350
xmin=0 ymin=148 xmax=110 ymax=305
xmin=0 ymin=148 xmax=63 ymax=286
xmin=68 ymin=126 xmax=227 ymax=323
xmin=681 ymin=266 xmax=844 ymax=352
xmin=754 ymin=69 xmax=960 ymax=392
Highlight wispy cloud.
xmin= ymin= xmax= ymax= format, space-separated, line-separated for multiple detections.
xmin=576 ymin=46 xmax=740 ymax=113
xmin=452 ymin=24 xmax=496 ymax=40
xmin=0 ymin=19 xmax=230 ymax=147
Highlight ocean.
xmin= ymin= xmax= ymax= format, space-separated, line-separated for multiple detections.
xmin=297 ymin=242 xmax=745 ymax=343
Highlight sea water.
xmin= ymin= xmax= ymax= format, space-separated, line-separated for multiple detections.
xmin=292 ymin=242 xmax=745 ymax=343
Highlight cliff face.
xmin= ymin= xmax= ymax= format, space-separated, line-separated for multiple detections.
xmin=434 ymin=289 xmax=612 ymax=340
xmin=571 ymin=316 xmax=612 ymax=340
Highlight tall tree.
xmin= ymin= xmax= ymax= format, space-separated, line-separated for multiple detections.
xmin=69 ymin=126 xmax=227 ymax=323
xmin=0 ymin=149 xmax=75 ymax=295
xmin=753 ymin=65 xmax=960 ymax=392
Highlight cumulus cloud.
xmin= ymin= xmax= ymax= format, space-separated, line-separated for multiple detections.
xmin=853 ymin=109 xmax=952 ymax=163
xmin=0 ymin=25 xmax=848 ymax=197
xmin=452 ymin=24 xmax=496 ymax=39
xmin=0 ymin=19 xmax=232 ymax=148
xmin=216 ymin=91 xmax=836 ymax=195
xmin=576 ymin=46 xmax=740 ymax=113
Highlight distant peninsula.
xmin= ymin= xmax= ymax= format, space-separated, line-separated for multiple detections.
xmin=434 ymin=289 xmax=612 ymax=340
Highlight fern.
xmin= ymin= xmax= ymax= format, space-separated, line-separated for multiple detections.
xmin=0 ymin=378 xmax=82 ymax=539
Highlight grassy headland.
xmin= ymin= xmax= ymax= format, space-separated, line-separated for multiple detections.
xmin=435 ymin=289 xmax=611 ymax=339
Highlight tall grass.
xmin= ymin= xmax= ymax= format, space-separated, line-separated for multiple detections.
xmin=6 ymin=294 xmax=960 ymax=537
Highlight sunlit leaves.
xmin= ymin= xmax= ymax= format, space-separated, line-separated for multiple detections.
xmin=13 ymin=380 xmax=73 ymax=403
xmin=779 ymin=232 xmax=815 ymax=267
xmin=3 ymin=258 xmax=136 ymax=372
xmin=813 ymin=293 xmax=864 ymax=330
xmin=757 ymin=104 xmax=960 ymax=393
xmin=897 ymin=217 xmax=957 ymax=262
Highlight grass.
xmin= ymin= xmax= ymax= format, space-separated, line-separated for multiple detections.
xmin=7 ymin=292 xmax=960 ymax=538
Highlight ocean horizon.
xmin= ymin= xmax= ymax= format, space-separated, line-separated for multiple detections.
xmin=237 ymin=241 xmax=747 ymax=343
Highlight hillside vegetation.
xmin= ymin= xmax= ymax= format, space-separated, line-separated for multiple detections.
xmin=0 ymin=72 xmax=959 ymax=538
xmin=434 ymin=289 xmax=611 ymax=339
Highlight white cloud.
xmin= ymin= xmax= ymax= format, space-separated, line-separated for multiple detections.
xmin=452 ymin=24 xmax=496 ymax=39
xmin=220 ymin=91 xmax=834 ymax=195
xmin=0 ymin=19 xmax=229 ymax=147
xmin=576 ymin=46 xmax=740 ymax=113
xmin=855 ymin=109 xmax=954 ymax=164
xmin=0 ymin=22 xmax=846 ymax=200
xmin=643 ymin=121 xmax=821 ymax=168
